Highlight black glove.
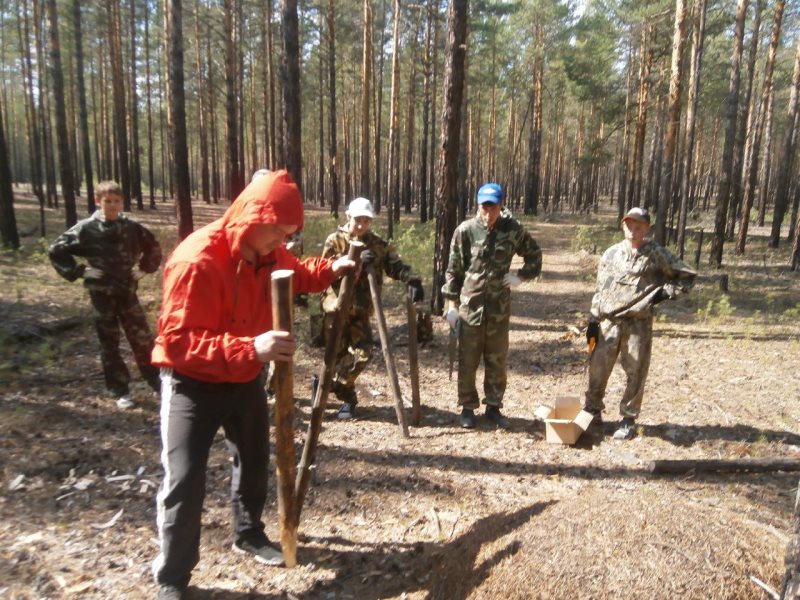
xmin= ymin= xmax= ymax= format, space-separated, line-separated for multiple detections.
xmin=408 ymin=279 xmax=424 ymax=303
xmin=652 ymin=288 xmax=670 ymax=305
xmin=517 ymin=266 xmax=538 ymax=281
xmin=586 ymin=321 xmax=600 ymax=344
xmin=360 ymin=249 xmax=376 ymax=266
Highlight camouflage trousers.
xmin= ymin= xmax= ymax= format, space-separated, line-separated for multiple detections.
xmin=88 ymin=290 xmax=160 ymax=396
xmin=584 ymin=316 xmax=653 ymax=419
xmin=324 ymin=312 xmax=374 ymax=404
xmin=458 ymin=314 xmax=510 ymax=410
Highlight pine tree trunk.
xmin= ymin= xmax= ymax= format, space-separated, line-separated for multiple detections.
xmin=73 ymin=0 xmax=94 ymax=215
xmin=656 ymin=0 xmax=688 ymax=245
xmin=34 ymin=0 xmax=57 ymax=207
xmin=627 ymin=25 xmax=654 ymax=211
xmin=325 ymin=0 xmax=340 ymax=217
xmin=129 ymin=0 xmax=143 ymax=210
xmin=281 ymin=0 xmax=302 ymax=187
xmin=0 ymin=94 xmax=19 ymax=249
xmin=47 ymin=0 xmax=77 ymax=226
xmin=726 ymin=0 xmax=762 ymax=241
xmin=709 ymin=0 xmax=748 ymax=266
xmin=224 ymin=0 xmax=242 ymax=199
xmin=525 ymin=29 xmax=543 ymax=216
xmin=193 ymin=3 xmax=210 ymax=204
xmin=677 ymin=0 xmax=707 ymax=257
xmin=358 ymin=0 xmax=372 ymax=199
xmin=107 ymin=0 xmax=131 ymax=210
xmin=617 ymin=41 xmax=634 ymax=221
xmin=433 ymin=0 xmax=468 ymax=315
xmin=167 ymin=0 xmax=193 ymax=238
xmin=386 ymin=0 xmax=402 ymax=238
xmin=402 ymin=11 xmax=421 ymax=216
xmin=736 ymin=0 xmax=784 ymax=255
xmin=769 ymin=37 xmax=800 ymax=248
xmin=418 ymin=0 xmax=434 ymax=224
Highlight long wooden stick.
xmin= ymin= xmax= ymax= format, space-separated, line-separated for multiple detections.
xmin=406 ymin=294 xmax=421 ymax=426
xmin=366 ymin=264 xmax=409 ymax=438
xmin=295 ymin=242 xmax=363 ymax=520
xmin=270 ymin=270 xmax=297 ymax=567
xmin=649 ymin=458 xmax=800 ymax=475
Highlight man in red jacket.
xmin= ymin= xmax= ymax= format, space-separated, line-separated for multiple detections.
xmin=151 ymin=170 xmax=353 ymax=600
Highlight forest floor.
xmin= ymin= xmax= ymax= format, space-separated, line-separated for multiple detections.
xmin=1 ymin=190 xmax=800 ymax=600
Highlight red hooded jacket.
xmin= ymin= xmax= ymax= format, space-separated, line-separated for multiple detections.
xmin=152 ymin=170 xmax=335 ymax=383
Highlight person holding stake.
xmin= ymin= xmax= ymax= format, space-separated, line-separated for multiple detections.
xmin=150 ymin=170 xmax=354 ymax=600
xmin=319 ymin=197 xmax=424 ymax=420
xmin=584 ymin=207 xmax=696 ymax=440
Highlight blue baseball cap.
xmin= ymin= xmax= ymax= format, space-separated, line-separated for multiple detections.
xmin=477 ymin=183 xmax=503 ymax=205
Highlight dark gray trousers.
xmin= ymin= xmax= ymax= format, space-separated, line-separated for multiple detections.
xmin=152 ymin=369 xmax=268 ymax=587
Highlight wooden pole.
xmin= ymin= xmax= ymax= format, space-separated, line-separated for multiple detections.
xmin=366 ymin=264 xmax=409 ymax=438
xmin=406 ymin=294 xmax=421 ymax=426
xmin=694 ymin=228 xmax=703 ymax=269
xmin=270 ymin=269 xmax=297 ymax=567
xmin=649 ymin=457 xmax=800 ymax=475
xmin=295 ymin=241 xmax=363 ymax=520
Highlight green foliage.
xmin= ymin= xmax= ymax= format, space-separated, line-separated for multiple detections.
xmin=571 ymin=224 xmax=622 ymax=252
xmin=783 ymin=303 xmax=800 ymax=321
xmin=695 ymin=294 xmax=735 ymax=322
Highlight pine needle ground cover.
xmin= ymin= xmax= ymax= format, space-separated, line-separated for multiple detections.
xmin=1 ymin=193 xmax=798 ymax=599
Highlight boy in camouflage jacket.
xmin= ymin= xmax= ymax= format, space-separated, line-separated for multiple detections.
xmin=442 ymin=183 xmax=542 ymax=430
xmin=321 ymin=197 xmax=424 ymax=419
xmin=49 ymin=181 xmax=162 ymax=408
xmin=584 ymin=207 xmax=696 ymax=440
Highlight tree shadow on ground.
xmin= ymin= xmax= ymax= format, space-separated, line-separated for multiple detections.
xmin=294 ymin=401 xmax=547 ymax=436
xmin=642 ymin=421 xmax=800 ymax=447
xmin=296 ymin=501 xmax=556 ymax=600
xmin=189 ymin=588 xmax=282 ymax=600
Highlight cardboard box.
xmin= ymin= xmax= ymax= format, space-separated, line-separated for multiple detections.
xmin=534 ymin=396 xmax=594 ymax=445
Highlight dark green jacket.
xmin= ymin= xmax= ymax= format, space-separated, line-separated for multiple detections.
xmin=49 ymin=211 xmax=162 ymax=294
xmin=442 ymin=209 xmax=542 ymax=326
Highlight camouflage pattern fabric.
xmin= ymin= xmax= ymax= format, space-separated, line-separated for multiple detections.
xmin=442 ymin=208 xmax=541 ymax=408
xmin=321 ymin=226 xmax=416 ymax=316
xmin=49 ymin=211 xmax=161 ymax=396
xmin=586 ymin=239 xmax=695 ymax=418
xmin=590 ymin=240 xmax=696 ymax=322
xmin=323 ymin=311 xmax=373 ymax=404
xmin=457 ymin=313 xmax=510 ymax=409
xmin=584 ymin=317 xmax=652 ymax=419
xmin=319 ymin=226 xmax=418 ymax=403
xmin=89 ymin=289 xmax=160 ymax=396
xmin=442 ymin=208 xmax=542 ymax=327
xmin=49 ymin=210 xmax=162 ymax=295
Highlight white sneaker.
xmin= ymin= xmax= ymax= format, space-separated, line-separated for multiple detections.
xmin=116 ymin=395 xmax=135 ymax=409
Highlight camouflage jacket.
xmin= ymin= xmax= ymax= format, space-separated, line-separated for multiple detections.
xmin=321 ymin=226 xmax=416 ymax=315
xmin=49 ymin=211 xmax=162 ymax=295
xmin=590 ymin=239 xmax=696 ymax=322
xmin=442 ymin=209 xmax=542 ymax=326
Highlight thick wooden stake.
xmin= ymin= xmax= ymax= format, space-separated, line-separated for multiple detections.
xmin=694 ymin=228 xmax=704 ymax=268
xmin=366 ymin=264 xmax=409 ymax=438
xmin=295 ymin=242 xmax=364 ymax=521
xmin=406 ymin=294 xmax=421 ymax=426
xmin=649 ymin=457 xmax=800 ymax=475
xmin=270 ymin=269 xmax=297 ymax=567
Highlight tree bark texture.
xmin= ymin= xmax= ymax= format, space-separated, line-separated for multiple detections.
xmin=432 ymin=0 xmax=469 ymax=316
xmin=281 ymin=0 xmax=302 ymax=187
xmin=709 ymin=0 xmax=748 ymax=267
xmin=167 ymin=0 xmax=194 ymax=238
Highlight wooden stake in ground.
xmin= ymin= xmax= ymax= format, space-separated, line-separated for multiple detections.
xmin=366 ymin=264 xmax=409 ymax=438
xmin=270 ymin=269 xmax=297 ymax=567
xmin=295 ymin=241 xmax=364 ymax=520
xmin=406 ymin=294 xmax=421 ymax=426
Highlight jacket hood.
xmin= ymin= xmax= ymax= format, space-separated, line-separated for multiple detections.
xmin=223 ymin=169 xmax=304 ymax=258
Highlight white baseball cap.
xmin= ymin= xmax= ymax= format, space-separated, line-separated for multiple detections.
xmin=347 ymin=197 xmax=375 ymax=219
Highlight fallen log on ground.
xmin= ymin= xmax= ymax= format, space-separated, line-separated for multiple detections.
xmin=649 ymin=458 xmax=800 ymax=475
